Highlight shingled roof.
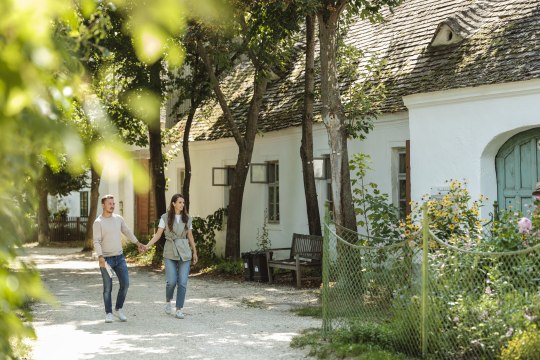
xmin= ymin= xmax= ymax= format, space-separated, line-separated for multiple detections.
xmin=176 ymin=0 xmax=540 ymax=141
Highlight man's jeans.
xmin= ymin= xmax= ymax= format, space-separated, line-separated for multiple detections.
xmin=164 ymin=257 xmax=191 ymax=309
xmin=100 ymin=254 xmax=129 ymax=314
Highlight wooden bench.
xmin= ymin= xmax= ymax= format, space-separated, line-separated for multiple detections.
xmin=265 ymin=233 xmax=323 ymax=288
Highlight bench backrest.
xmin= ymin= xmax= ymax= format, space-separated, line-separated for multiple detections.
xmin=291 ymin=233 xmax=323 ymax=261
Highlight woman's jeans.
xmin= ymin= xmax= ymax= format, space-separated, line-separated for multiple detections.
xmin=99 ymin=254 xmax=129 ymax=314
xmin=164 ymin=257 xmax=191 ymax=309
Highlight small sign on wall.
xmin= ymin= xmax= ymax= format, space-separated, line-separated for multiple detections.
xmin=430 ymin=186 xmax=451 ymax=199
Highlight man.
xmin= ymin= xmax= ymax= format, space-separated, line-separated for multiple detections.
xmin=93 ymin=194 xmax=144 ymax=323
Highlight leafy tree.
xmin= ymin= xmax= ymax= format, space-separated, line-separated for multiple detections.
xmin=36 ymin=161 xmax=88 ymax=245
xmin=194 ymin=0 xmax=303 ymax=259
xmin=0 ymin=0 xmax=224 ymax=355
xmin=315 ymin=0 xmax=400 ymax=231
xmin=163 ymin=34 xmax=215 ymax=213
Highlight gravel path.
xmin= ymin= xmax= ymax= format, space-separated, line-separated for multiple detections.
xmin=23 ymin=246 xmax=320 ymax=360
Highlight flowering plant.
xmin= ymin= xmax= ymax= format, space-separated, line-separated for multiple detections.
xmin=518 ymin=217 xmax=532 ymax=234
xmin=401 ymin=179 xmax=487 ymax=248
xmin=486 ymin=197 xmax=540 ymax=251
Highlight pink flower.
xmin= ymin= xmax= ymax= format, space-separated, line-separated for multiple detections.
xmin=518 ymin=217 xmax=532 ymax=234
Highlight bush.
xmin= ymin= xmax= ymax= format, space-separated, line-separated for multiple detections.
xmin=501 ymin=324 xmax=540 ymax=360
xmin=194 ymin=258 xmax=243 ymax=277
xmin=192 ymin=207 xmax=227 ymax=261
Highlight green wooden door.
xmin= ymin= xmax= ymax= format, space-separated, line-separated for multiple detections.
xmin=496 ymin=128 xmax=540 ymax=213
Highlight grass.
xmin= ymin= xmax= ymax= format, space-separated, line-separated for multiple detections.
xmin=240 ymin=298 xmax=268 ymax=309
xmin=291 ymin=305 xmax=322 ymax=318
xmin=291 ymin=328 xmax=418 ymax=360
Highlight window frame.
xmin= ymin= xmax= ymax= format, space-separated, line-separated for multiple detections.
xmin=79 ymin=191 xmax=89 ymax=217
xmin=250 ymin=163 xmax=268 ymax=183
xmin=212 ymin=167 xmax=235 ymax=186
xmin=266 ymin=161 xmax=280 ymax=223
xmin=392 ymin=145 xmax=410 ymax=219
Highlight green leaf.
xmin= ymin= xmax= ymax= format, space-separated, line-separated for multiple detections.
xmin=125 ymin=89 xmax=161 ymax=126
xmin=132 ymin=25 xmax=167 ymax=64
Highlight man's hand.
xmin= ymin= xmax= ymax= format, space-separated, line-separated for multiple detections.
xmin=192 ymin=252 xmax=198 ymax=265
xmin=98 ymin=256 xmax=105 ymax=268
xmin=137 ymin=243 xmax=147 ymax=253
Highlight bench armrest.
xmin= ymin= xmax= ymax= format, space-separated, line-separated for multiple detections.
xmin=265 ymin=247 xmax=291 ymax=252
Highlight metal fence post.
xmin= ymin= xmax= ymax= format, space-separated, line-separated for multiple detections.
xmin=421 ymin=204 xmax=429 ymax=358
xmin=322 ymin=201 xmax=331 ymax=337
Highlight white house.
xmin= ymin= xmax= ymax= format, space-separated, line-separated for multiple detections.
xmin=96 ymin=0 xmax=540 ymax=256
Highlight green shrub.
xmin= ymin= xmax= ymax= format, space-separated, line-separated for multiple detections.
xmin=501 ymin=324 xmax=540 ymax=360
xmin=123 ymin=240 xmax=157 ymax=267
xmin=192 ymin=207 xmax=227 ymax=261
xmin=195 ymin=258 xmax=243 ymax=276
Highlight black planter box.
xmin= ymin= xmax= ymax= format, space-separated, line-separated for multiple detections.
xmin=241 ymin=252 xmax=253 ymax=281
xmin=251 ymin=251 xmax=271 ymax=282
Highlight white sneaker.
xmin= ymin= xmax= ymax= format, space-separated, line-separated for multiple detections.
xmin=105 ymin=313 xmax=113 ymax=323
xmin=175 ymin=310 xmax=185 ymax=319
xmin=164 ymin=303 xmax=172 ymax=315
xmin=114 ymin=308 xmax=127 ymax=322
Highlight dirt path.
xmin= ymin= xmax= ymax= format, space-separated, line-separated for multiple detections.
xmin=22 ymin=246 xmax=320 ymax=360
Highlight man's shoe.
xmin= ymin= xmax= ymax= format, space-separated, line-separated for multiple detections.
xmin=175 ymin=310 xmax=185 ymax=319
xmin=105 ymin=313 xmax=113 ymax=323
xmin=164 ymin=303 xmax=172 ymax=315
xmin=114 ymin=309 xmax=127 ymax=322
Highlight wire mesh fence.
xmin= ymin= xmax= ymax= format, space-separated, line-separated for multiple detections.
xmin=322 ymin=217 xmax=540 ymax=359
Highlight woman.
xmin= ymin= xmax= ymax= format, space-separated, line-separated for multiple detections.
xmin=145 ymin=194 xmax=198 ymax=318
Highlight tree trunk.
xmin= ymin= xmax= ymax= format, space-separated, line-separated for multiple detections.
xmin=149 ymin=127 xmax=167 ymax=219
xmin=224 ymin=75 xmax=269 ymax=259
xmin=182 ymin=103 xmax=197 ymax=213
xmin=300 ymin=14 xmax=322 ymax=236
xmin=225 ymin=152 xmax=251 ymax=259
xmin=37 ymin=187 xmax=50 ymax=245
xmin=318 ymin=7 xmax=357 ymax=232
xmin=149 ymin=60 xmax=167 ymax=260
xmin=197 ymin=40 xmax=269 ymax=260
xmin=83 ymin=166 xmax=101 ymax=251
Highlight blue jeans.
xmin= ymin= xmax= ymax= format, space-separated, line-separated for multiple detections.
xmin=164 ymin=257 xmax=191 ymax=309
xmin=100 ymin=254 xmax=129 ymax=314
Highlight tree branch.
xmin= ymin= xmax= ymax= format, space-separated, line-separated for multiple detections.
xmin=195 ymin=39 xmax=244 ymax=147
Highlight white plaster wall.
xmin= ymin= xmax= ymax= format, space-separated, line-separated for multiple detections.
xmin=347 ymin=113 xmax=410 ymax=202
xmin=163 ymin=113 xmax=410 ymax=255
xmin=404 ymin=79 xmax=540 ymax=217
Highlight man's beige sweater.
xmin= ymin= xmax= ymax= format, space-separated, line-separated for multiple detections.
xmin=93 ymin=214 xmax=138 ymax=257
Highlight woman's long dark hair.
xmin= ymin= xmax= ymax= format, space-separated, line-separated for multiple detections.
xmin=167 ymin=193 xmax=189 ymax=232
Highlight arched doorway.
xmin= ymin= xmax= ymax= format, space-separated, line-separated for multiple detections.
xmin=496 ymin=128 xmax=540 ymax=213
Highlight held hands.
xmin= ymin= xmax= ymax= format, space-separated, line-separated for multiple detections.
xmin=137 ymin=242 xmax=148 ymax=253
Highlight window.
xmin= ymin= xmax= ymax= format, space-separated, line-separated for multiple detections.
xmin=212 ymin=166 xmax=235 ymax=186
xmin=249 ymin=161 xmax=279 ymax=222
xmin=267 ymin=161 xmax=279 ymax=223
xmin=178 ymin=168 xmax=186 ymax=193
xmin=80 ymin=191 xmax=89 ymax=217
xmin=393 ymin=145 xmax=410 ymax=219
xmin=250 ymin=163 xmax=268 ymax=183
